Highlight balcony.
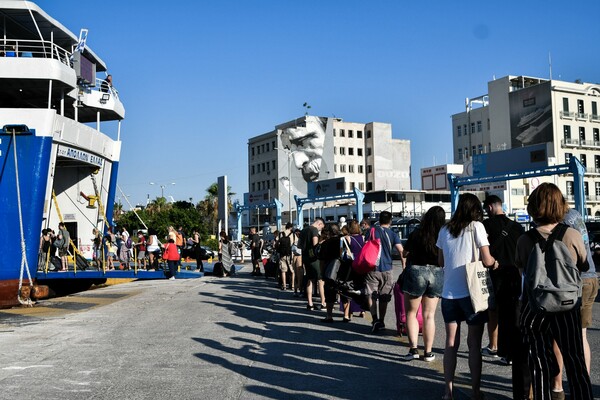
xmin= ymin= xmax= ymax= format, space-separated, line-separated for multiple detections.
xmin=591 ymin=114 xmax=600 ymax=123
xmin=561 ymin=138 xmax=579 ymax=147
xmin=560 ymin=111 xmax=575 ymax=119
xmin=577 ymin=113 xmax=589 ymax=121
xmin=585 ymin=167 xmax=600 ymax=175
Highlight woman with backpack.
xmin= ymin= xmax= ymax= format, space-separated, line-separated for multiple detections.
xmin=516 ymin=183 xmax=592 ymax=400
xmin=436 ymin=193 xmax=497 ymax=400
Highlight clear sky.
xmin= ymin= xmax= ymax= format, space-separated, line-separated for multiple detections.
xmin=37 ymin=0 xmax=600 ymax=208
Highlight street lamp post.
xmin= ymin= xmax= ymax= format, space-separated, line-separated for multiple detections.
xmin=149 ymin=182 xmax=176 ymax=200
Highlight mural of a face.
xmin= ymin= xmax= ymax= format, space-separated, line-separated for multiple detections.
xmin=281 ymin=116 xmax=326 ymax=182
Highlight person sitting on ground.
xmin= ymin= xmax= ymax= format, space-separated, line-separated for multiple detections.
xmin=401 ymin=206 xmax=445 ymax=363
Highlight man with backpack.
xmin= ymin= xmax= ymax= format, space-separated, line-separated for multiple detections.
xmin=482 ymin=195 xmax=528 ymax=399
xmin=277 ymin=222 xmax=295 ymax=291
xmin=365 ymin=211 xmax=404 ymax=334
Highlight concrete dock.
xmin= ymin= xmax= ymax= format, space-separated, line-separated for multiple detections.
xmin=1 ymin=261 xmax=599 ymax=399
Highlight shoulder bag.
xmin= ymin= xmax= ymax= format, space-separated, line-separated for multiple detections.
xmin=465 ymin=223 xmax=495 ymax=313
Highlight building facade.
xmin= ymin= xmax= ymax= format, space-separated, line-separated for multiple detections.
xmin=452 ymin=75 xmax=600 ymax=217
xmin=247 ymin=115 xmax=411 ymax=224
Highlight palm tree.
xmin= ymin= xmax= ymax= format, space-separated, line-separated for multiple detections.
xmin=146 ymin=196 xmax=169 ymax=215
xmin=204 ymin=183 xmax=235 ymax=235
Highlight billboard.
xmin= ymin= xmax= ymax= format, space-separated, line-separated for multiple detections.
xmin=509 ymin=81 xmax=553 ymax=147
xmin=307 ymin=178 xmax=346 ymax=198
xmin=278 ymin=116 xmax=335 ymax=209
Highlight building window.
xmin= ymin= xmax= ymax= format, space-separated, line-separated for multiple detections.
xmin=579 ymin=127 xmax=586 ymax=141
xmin=592 ymin=101 xmax=598 ymax=117
xmin=357 ymin=148 xmax=363 ymax=156
xmin=272 ymin=160 xmax=276 ymax=169
xmin=566 ymin=181 xmax=574 ymax=196
xmin=333 ymin=129 xmax=336 ymax=137
xmin=334 ymin=146 xmax=337 ymax=155
xmin=261 ymin=144 xmax=265 ymax=153
xmin=367 ymin=182 xmax=373 ymax=191
xmin=272 ymin=179 xmax=276 ymax=188
xmin=257 ymin=146 xmax=261 ymax=155
xmin=578 ymin=99 xmax=585 ymax=114
xmin=565 ymin=152 xmax=572 ymax=164
xmin=340 ymin=164 xmax=346 ymax=173
xmin=267 ymin=180 xmax=270 ymax=189
xmin=340 ymin=129 xmax=345 ymax=137
xmin=348 ymin=130 xmax=353 ymax=138
xmin=564 ymin=125 xmax=571 ymax=141
xmin=595 ymin=182 xmax=600 ymax=197
xmin=581 ymin=154 xmax=587 ymax=167
xmin=350 ymin=182 xmax=356 ymax=190
xmin=594 ymin=128 xmax=599 ymax=143
xmin=463 ymin=124 xmax=467 ymax=135
xmin=487 ymin=119 xmax=490 ymax=130
xmin=595 ymin=155 xmax=600 ymax=170
xmin=367 ymin=165 xmax=373 ymax=174
xmin=464 ymin=147 xmax=469 ymax=158
xmin=252 ymin=183 xmax=255 ymax=191
xmin=563 ymin=97 xmax=569 ymax=112
xmin=357 ymin=131 xmax=363 ymax=138
xmin=349 ymin=165 xmax=354 ymax=173
xmin=477 ymin=121 xmax=482 ymax=132
xmin=478 ymin=144 xmax=483 ymax=154
xmin=584 ymin=181 xmax=589 ymax=196
xmin=472 ymin=145 xmax=476 ymax=156
xmin=266 ymin=143 xmax=270 ymax=152
xmin=340 ymin=147 xmax=346 ymax=156
xmin=358 ymin=165 xmax=363 ymax=173
xmin=511 ymin=188 xmax=525 ymax=195
xmin=367 ymin=130 xmax=372 ymax=138
xmin=334 ymin=164 xmax=337 ymax=173
xmin=251 ymin=147 xmax=255 ymax=156
xmin=367 ymin=148 xmax=372 ymax=156
xmin=470 ymin=123 xmax=475 ymax=134
xmin=458 ymin=148 xmax=463 ymax=160
xmin=348 ymin=147 xmax=354 ymax=156
xmin=251 ymin=165 xmax=255 ymax=175
xmin=272 ymin=141 xmax=276 ymax=150
xmin=359 ymin=182 xmax=365 ymax=191
xmin=457 ymin=125 xmax=462 ymax=136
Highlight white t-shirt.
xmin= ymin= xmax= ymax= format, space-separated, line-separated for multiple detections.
xmin=436 ymin=221 xmax=490 ymax=299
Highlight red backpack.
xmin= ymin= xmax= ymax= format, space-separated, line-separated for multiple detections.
xmin=352 ymin=227 xmax=381 ymax=274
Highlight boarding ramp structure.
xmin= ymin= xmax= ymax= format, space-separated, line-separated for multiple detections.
xmin=235 ymin=197 xmax=283 ymax=241
xmin=295 ymin=179 xmax=364 ymax=229
xmin=448 ymin=144 xmax=585 ymax=215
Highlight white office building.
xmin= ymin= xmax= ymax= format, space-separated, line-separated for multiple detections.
xmin=247 ymin=115 xmax=411 ymax=225
xmin=452 ymin=75 xmax=600 ymax=217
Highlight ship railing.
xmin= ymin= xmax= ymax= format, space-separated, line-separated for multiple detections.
xmin=94 ymin=77 xmax=119 ymax=100
xmin=1 ymin=39 xmax=72 ymax=66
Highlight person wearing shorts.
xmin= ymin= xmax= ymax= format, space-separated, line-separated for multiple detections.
xmin=436 ymin=193 xmax=497 ymax=400
xmin=401 ymin=206 xmax=446 ymax=362
xmin=364 ymin=211 xmax=404 ymax=334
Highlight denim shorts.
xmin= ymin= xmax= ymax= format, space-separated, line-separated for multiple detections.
xmin=441 ymin=297 xmax=488 ymax=326
xmin=402 ymin=264 xmax=443 ymax=298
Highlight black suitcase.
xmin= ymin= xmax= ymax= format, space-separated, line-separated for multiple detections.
xmin=264 ymin=260 xmax=278 ymax=279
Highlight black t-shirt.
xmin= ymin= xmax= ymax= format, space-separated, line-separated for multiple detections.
xmin=300 ymin=226 xmax=319 ymax=260
xmin=405 ymin=228 xmax=439 ymax=266
xmin=318 ymin=236 xmax=341 ymax=263
xmin=483 ymin=214 xmax=524 ymax=266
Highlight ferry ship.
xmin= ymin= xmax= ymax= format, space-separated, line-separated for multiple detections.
xmin=0 ymin=1 xmax=125 ymax=307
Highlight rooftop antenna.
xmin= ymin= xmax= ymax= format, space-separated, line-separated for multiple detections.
xmin=549 ymin=52 xmax=553 ymax=80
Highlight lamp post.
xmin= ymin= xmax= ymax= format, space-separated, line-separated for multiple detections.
xmin=149 ymin=182 xmax=176 ymax=200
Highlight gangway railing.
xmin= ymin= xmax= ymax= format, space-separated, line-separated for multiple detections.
xmin=1 ymin=39 xmax=72 ymax=65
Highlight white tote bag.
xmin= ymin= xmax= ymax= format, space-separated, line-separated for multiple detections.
xmin=465 ymin=223 xmax=495 ymax=313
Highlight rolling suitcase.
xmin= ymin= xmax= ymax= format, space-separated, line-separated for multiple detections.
xmin=394 ymin=281 xmax=423 ymax=336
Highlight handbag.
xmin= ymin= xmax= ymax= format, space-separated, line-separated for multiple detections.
xmin=465 ymin=223 xmax=495 ymax=313
xmin=324 ymin=258 xmax=342 ymax=281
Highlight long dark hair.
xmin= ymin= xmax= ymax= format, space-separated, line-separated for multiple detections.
xmin=447 ymin=193 xmax=483 ymax=238
xmin=415 ymin=206 xmax=446 ymax=255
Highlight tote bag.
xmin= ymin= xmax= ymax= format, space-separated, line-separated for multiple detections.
xmin=353 ymin=227 xmax=381 ymax=274
xmin=465 ymin=223 xmax=495 ymax=313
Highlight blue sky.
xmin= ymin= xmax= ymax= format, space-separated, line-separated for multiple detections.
xmin=38 ymin=0 xmax=600 ymax=207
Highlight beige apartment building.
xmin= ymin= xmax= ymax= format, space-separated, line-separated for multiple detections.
xmin=247 ymin=115 xmax=411 ymax=224
xmin=452 ymin=75 xmax=600 ymax=217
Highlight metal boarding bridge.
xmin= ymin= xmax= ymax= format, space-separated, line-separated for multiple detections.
xmin=234 ymin=198 xmax=283 ymax=241
xmin=448 ymin=157 xmax=586 ymax=215
xmin=295 ymin=188 xmax=365 ymax=230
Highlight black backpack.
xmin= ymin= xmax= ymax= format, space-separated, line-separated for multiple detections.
xmin=278 ymin=232 xmax=292 ymax=256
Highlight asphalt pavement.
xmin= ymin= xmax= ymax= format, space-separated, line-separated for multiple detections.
xmin=0 ymin=261 xmax=599 ymax=400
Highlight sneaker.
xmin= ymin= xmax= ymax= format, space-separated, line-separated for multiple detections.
xmin=481 ymin=347 xmax=498 ymax=358
xmin=370 ymin=320 xmax=384 ymax=334
xmin=422 ymin=352 xmax=436 ymax=362
xmin=168 ymin=276 xmax=175 ymax=280
xmin=500 ymin=357 xmax=512 ymax=366
xmin=402 ymin=348 xmax=420 ymax=361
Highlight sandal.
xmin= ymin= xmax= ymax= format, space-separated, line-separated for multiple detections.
xmin=342 ymin=317 xmax=351 ymax=323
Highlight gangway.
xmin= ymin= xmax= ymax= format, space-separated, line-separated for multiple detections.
xmin=295 ymin=188 xmax=365 ymax=230
xmin=234 ymin=198 xmax=283 ymax=241
xmin=448 ymin=157 xmax=585 ymax=215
